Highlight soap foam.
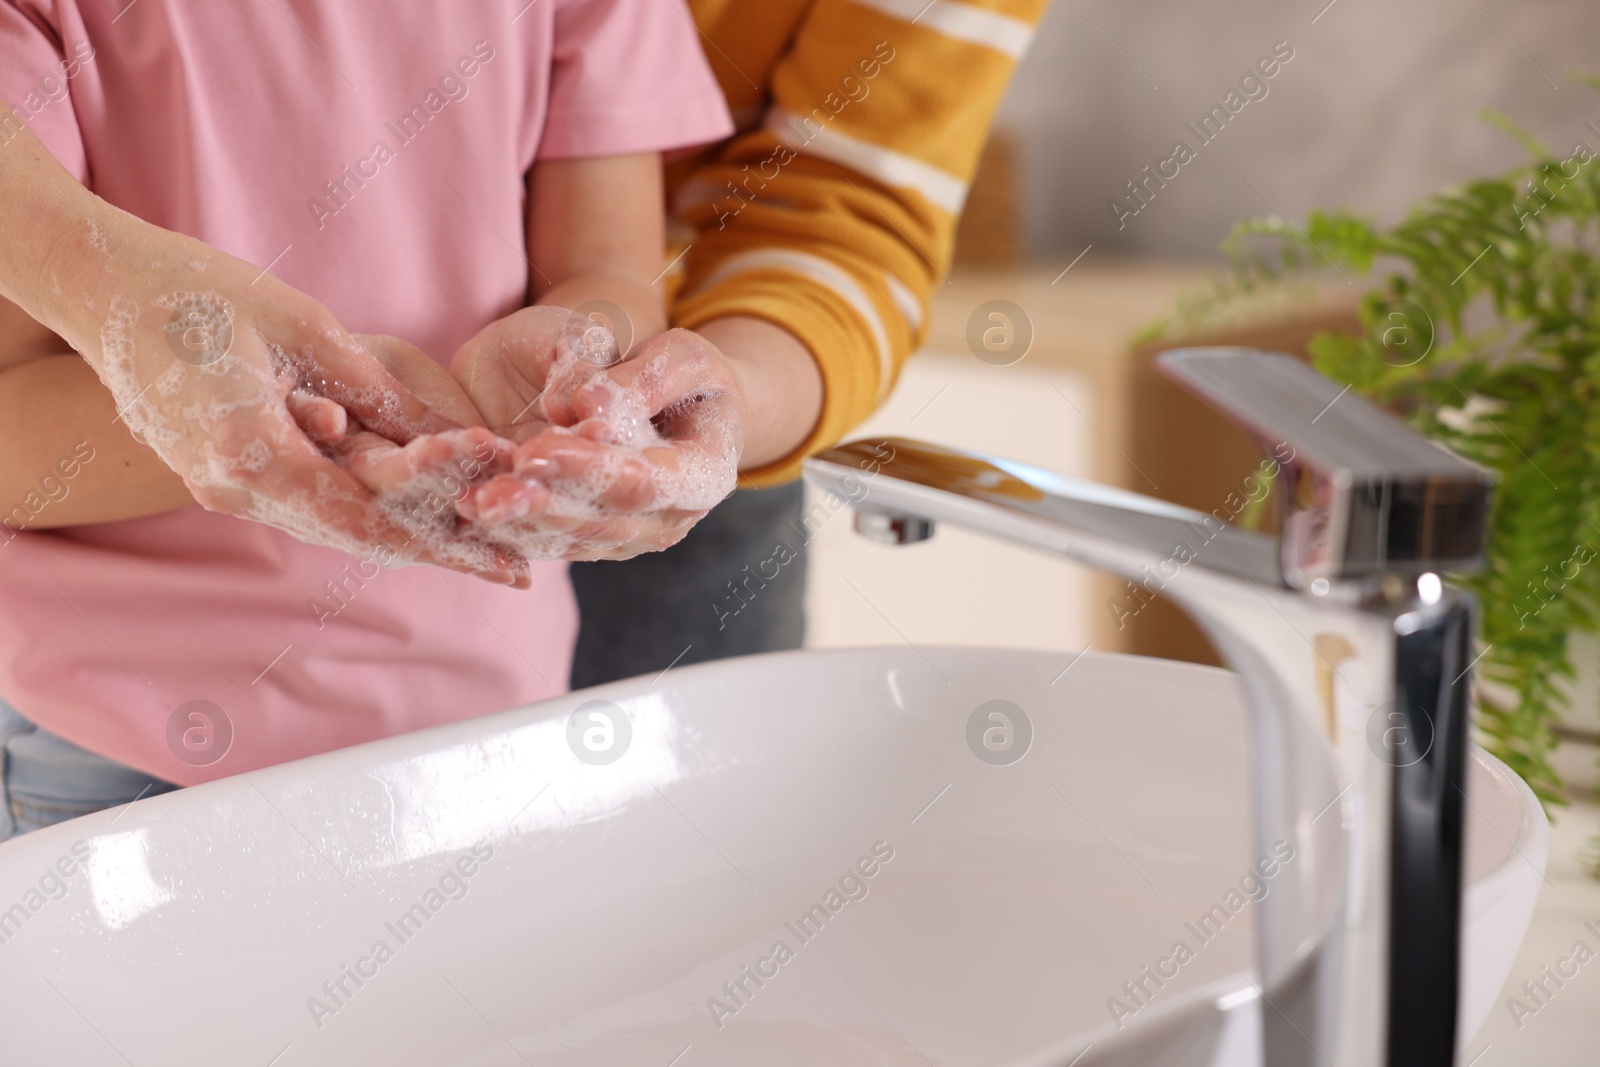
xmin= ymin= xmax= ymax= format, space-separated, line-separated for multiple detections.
xmin=101 ymin=293 xmax=734 ymax=570
xmin=234 ymin=437 xmax=273 ymax=473
xmin=97 ymin=295 xmax=525 ymax=576
xmin=269 ymin=338 xmax=435 ymax=444
xmin=155 ymin=291 xmax=235 ymax=368
xmin=464 ymin=326 xmax=739 ymax=560
xmin=99 ymin=296 xmax=183 ymax=455
xmin=85 ymin=221 xmax=111 ymax=257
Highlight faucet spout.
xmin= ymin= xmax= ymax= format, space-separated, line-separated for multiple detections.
xmin=802 ymin=349 xmax=1494 ymax=1067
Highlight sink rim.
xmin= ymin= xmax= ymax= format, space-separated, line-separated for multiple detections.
xmin=0 ymin=645 xmax=1548 ymax=1065
xmin=0 ymin=644 xmax=1545 ymax=901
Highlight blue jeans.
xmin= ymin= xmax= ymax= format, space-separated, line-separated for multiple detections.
xmin=569 ymin=482 xmax=808 ymax=688
xmin=0 ymin=699 xmax=179 ymax=843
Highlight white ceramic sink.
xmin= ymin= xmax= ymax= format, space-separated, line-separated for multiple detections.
xmin=0 ymin=648 xmax=1545 ymax=1065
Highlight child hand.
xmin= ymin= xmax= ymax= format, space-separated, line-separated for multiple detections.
xmin=447 ymin=304 xmax=615 ymax=444
xmin=334 ymin=312 xmax=747 ymax=565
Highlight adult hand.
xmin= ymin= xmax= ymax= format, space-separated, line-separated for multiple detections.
xmin=52 ymin=216 xmax=527 ymax=585
xmin=690 ymin=316 xmax=823 ymax=471
xmin=447 ymin=308 xmax=746 ymax=561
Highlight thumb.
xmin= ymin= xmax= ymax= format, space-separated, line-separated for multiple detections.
xmin=353 ymin=334 xmax=483 ymax=430
xmin=298 ymin=328 xmax=461 ymax=442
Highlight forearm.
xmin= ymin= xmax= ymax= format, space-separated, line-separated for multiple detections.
xmin=0 ymin=129 xmax=192 ymax=528
xmin=0 ymin=353 xmax=191 ymax=530
xmin=694 ymin=316 xmax=821 ymax=471
xmin=527 ymin=154 xmax=667 ymax=349
xmin=535 ymin=274 xmax=666 ymax=349
xmin=0 ymin=107 xmax=523 ymax=580
xmin=0 ymin=124 xmax=190 ymax=527
xmin=0 ymin=119 xmax=124 ymax=350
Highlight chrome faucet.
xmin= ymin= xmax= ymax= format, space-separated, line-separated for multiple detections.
xmin=802 ymin=348 xmax=1494 ymax=1067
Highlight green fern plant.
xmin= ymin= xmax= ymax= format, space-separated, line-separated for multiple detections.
xmin=1147 ymin=83 xmax=1600 ymax=828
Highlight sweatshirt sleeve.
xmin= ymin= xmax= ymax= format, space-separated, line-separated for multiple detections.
xmin=671 ymin=0 xmax=1049 ymax=486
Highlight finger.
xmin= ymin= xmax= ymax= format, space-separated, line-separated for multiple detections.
xmin=448 ymin=306 xmax=577 ymax=426
xmin=429 ymin=426 xmax=518 ymax=488
xmin=354 ymin=334 xmax=486 ymax=429
xmin=556 ymin=510 xmax=699 ymax=560
xmin=196 ymin=383 xmax=529 ymax=581
xmin=343 ymin=427 xmax=512 ymax=496
xmin=285 ymin=389 xmax=349 ymax=447
xmin=329 ymin=424 xmax=507 ymax=477
xmin=511 ymin=431 xmax=660 ymax=513
xmin=484 ymin=563 xmax=530 ymax=587
xmin=568 ymin=328 xmax=732 ymax=429
xmin=426 ymin=536 xmax=528 ymax=587
xmin=458 ymin=485 xmax=700 ymax=562
xmin=533 ymin=419 xmax=737 ymax=516
xmin=328 ymin=427 xmax=401 ymax=468
xmin=342 ymin=438 xmax=449 ymax=496
xmin=408 ymin=535 xmax=526 ymax=588
xmin=461 ymin=475 xmax=552 ymax=524
xmin=341 ymin=427 xmax=527 ymax=582
xmin=217 ymin=412 xmax=404 ymax=549
xmin=291 ymin=325 xmax=461 ymax=442
xmin=500 ymin=414 xmax=555 ymax=447
xmin=467 ymin=472 xmax=644 ymax=542
xmin=372 ymin=497 xmax=527 ymax=585
xmin=539 ymin=312 xmax=626 ymax=427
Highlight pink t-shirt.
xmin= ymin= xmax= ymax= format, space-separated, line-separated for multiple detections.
xmin=0 ymin=0 xmax=733 ymax=785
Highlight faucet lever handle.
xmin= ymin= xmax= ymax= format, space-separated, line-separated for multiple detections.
xmin=1158 ymin=348 xmax=1495 ymax=587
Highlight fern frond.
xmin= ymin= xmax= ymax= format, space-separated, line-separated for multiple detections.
xmin=1171 ymin=86 xmax=1600 ymax=871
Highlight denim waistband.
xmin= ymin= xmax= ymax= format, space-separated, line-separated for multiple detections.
xmin=0 ymin=696 xmax=177 ymax=808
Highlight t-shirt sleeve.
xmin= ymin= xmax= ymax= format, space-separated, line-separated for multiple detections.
xmin=0 ymin=1 xmax=88 ymax=181
xmin=539 ymin=0 xmax=733 ymax=160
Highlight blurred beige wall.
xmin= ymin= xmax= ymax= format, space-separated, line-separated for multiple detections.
xmin=998 ymin=0 xmax=1600 ymax=258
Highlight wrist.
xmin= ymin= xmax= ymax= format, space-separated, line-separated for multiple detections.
xmin=0 ymin=128 xmax=118 ymax=344
xmin=535 ymin=274 xmax=667 ymax=348
xmin=29 ymin=198 xmax=150 ymax=363
xmin=693 ymin=316 xmax=823 ymax=471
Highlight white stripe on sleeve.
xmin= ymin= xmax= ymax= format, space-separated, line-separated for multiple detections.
xmin=767 ymin=108 xmax=968 ymax=214
xmin=846 ymin=0 xmax=1034 ymax=59
xmin=884 ymin=273 xmax=924 ymax=331
xmin=685 ymin=248 xmax=897 ymax=398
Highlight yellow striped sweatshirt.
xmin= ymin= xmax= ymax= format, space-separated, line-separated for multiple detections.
xmin=671 ymin=0 xmax=1050 ymax=486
